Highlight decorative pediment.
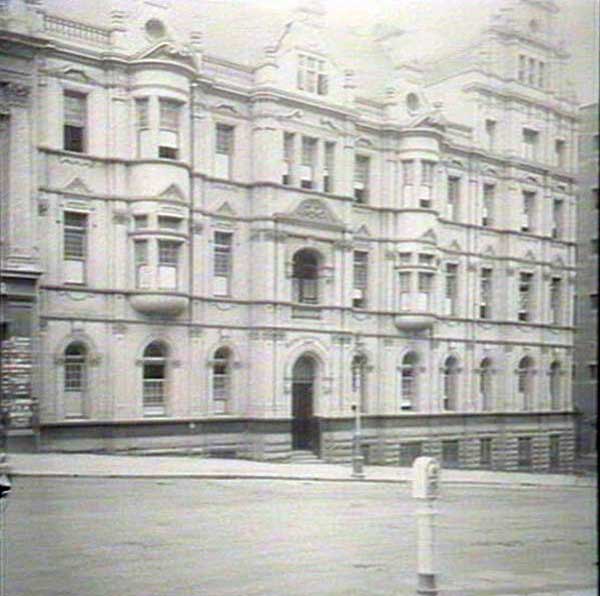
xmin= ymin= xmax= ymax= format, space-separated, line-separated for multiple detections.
xmin=49 ymin=67 xmax=96 ymax=85
xmin=215 ymin=201 xmax=236 ymax=217
xmin=280 ymin=198 xmax=343 ymax=227
xmin=134 ymin=42 xmax=198 ymax=71
xmin=524 ymin=249 xmax=536 ymax=261
xmin=320 ymin=118 xmax=341 ymax=132
xmin=483 ymin=245 xmax=495 ymax=257
xmin=522 ymin=175 xmax=539 ymax=186
xmin=356 ymin=137 xmax=374 ymax=148
xmin=420 ymin=228 xmax=437 ymax=244
xmin=448 ymin=240 xmax=462 ymax=252
xmin=63 ymin=177 xmax=92 ymax=195
xmin=407 ymin=111 xmax=448 ymax=131
xmin=354 ymin=224 xmax=371 ymax=238
xmin=213 ymin=103 xmax=240 ymax=115
xmin=159 ymin=184 xmax=186 ymax=202
xmin=551 ymin=255 xmax=566 ymax=268
xmin=482 ymin=166 xmax=498 ymax=176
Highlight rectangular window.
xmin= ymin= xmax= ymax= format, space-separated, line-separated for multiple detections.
xmin=552 ymin=199 xmax=563 ymax=239
xmin=133 ymin=215 xmax=148 ymax=230
xmin=527 ymin=57 xmax=536 ymax=85
xmin=63 ymin=91 xmax=86 ymax=153
xmin=402 ymin=160 xmax=414 ymax=185
xmin=158 ymin=240 xmax=179 ymax=289
xmin=63 ymin=211 xmax=87 ymax=284
xmin=480 ymin=268 xmax=492 ymax=319
xmin=538 ymin=61 xmax=545 ymax=88
xmin=324 ymin=141 xmax=335 ymax=193
xmin=521 ymin=191 xmax=535 ymax=232
xmin=589 ymin=363 xmax=598 ymax=380
xmin=485 ymin=119 xmax=496 ymax=152
xmin=399 ymin=252 xmax=412 ymax=264
xmin=399 ymin=271 xmax=411 ymax=310
xmin=594 ymin=188 xmax=599 ymax=210
xmin=354 ymin=155 xmax=370 ymax=203
xmin=482 ymin=184 xmax=494 ymax=226
xmin=480 ymin=438 xmax=492 ymax=467
xmin=158 ymin=216 xmax=182 ymax=231
xmin=135 ymin=98 xmax=149 ymax=129
xmin=522 ymin=129 xmax=539 ymax=161
xmin=445 ymin=263 xmax=458 ymax=316
xmin=517 ymin=437 xmax=532 ymax=468
xmin=353 ymin=251 xmax=368 ymax=308
xmin=300 ymin=136 xmax=316 ymax=189
xmin=591 ymin=238 xmax=599 ymax=255
xmin=418 ymin=254 xmax=435 ymax=266
xmin=158 ymin=99 xmax=180 ymax=159
xmin=297 ymin=54 xmax=328 ymax=95
xmin=447 ymin=176 xmax=460 ymax=221
xmin=215 ymin=124 xmax=234 ymax=179
xmin=549 ymin=435 xmax=560 ymax=469
xmin=421 ymin=161 xmax=435 ymax=186
xmin=518 ymin=272 xmax=534 ymax=321
xmin=134 ymin=240 xmax=150 ymax=289
xmin=555 ymin=139 xmax=566 ymax=168
xmin=590 ymin=293 xmax=598 ymax=311
xmin=283 ymin=132 xmax=294 ymax=185
xmin=399 ymin=442 xmax=422 ymax=467
xmin=518 ymin=54 xmax=527 ymax=82
xmin=442 ymin=440 xmax=460 ymax=468
xmin=550 ymin=277 xmax=562 ymax=325
xmin=214 ymin=232 xmax=232 ymax=296
xmin=417 ymin=272 xmax=433 ymax=310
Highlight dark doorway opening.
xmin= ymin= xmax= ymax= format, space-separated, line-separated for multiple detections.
xmin=291 ymin=355 xmax=317 ymax=452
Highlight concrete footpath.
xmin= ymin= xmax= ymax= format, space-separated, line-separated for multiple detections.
xmin=4 ymin=452 xmax=597 ymax=487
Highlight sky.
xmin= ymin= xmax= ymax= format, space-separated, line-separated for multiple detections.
xmin=250 ymin=0 xmax=599 ymax=105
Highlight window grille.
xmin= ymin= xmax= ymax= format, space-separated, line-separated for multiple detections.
xmin=64 ymin=212 xmax=87 ymax=259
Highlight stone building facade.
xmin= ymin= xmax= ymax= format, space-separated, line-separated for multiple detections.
xmin=0 ymin=0 xmax=579 ymax=470
xmin=574 ymin=102 xmax=598 ymax=454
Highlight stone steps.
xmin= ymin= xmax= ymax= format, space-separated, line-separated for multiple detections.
xmin=288 ymin=450 xmax=322 ymax=464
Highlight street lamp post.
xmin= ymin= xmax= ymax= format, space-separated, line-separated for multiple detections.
xmin=351 ymin=357 xmax=364 ymax=479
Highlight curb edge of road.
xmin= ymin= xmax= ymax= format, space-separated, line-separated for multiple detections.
xmin=7 ymin=471 xmax=597 ymax=488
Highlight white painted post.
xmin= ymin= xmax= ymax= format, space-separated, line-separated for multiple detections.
xmin=412 ymin=457 xmax=441 ymax=595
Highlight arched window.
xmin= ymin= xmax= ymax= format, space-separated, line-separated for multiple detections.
xmin=352 ymin=354 xmax=368 ymax=413
xmin=212 ymin=347 xmax=231 ymax=414
xmin=142 ymin=341 xmax=168 ymax=416
xmin=292 ymin=249 xmax=320 ymax=304
xmin=443 ymin=356 xmax=459 ymax=411
xmin=400 ymin=352 xmax=418 ymax=411
xmin=549 ymin=361 xmax=561 ymax=410
xmin=64 ymin=342 xmax=87 ymax=392
xmin=479 ymin=358 xmax=493 ymax=411
xmin=517 ymin=356 xmax=534 ymax=410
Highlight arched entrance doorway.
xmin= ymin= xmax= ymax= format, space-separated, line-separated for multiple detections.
xmin=292 ymin=355 xmax=318 ymax=451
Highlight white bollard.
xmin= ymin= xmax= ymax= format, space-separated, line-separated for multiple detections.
xmin=412 ymin=457 xmax=441 ymax=595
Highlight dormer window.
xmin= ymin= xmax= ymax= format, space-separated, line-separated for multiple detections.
xmin=297 ymin=54 xmax=328 ymax=96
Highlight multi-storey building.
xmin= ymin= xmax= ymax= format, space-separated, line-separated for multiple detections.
xmin=574 ymin=102 xmax=598 ymax=455
xmin=0 ymin=0 xmax=579 ymax=470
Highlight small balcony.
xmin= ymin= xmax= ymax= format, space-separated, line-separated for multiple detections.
xmin=394 ymin=292 xmax=436 ymax=329
xmin=129 ymin=292 xmax=188 ymax=316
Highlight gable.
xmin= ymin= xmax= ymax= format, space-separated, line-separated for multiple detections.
xmin=133 ymin=41 xmax=198 ymax=71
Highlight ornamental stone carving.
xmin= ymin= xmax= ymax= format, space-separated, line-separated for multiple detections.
xmin=0 ymin=83 xmax=31 ymax=109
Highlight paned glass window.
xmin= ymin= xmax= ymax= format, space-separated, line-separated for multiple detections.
xmin=158 ymin=99 xmax=180 ymax=159
xmin=421 ymin=161 xmax=435 ymax=186
xmin=480 ymin=268 xmax=492 ymax=319
xmin=402 ymin=160 xmax=414 ymax=185
xmin=353 ymin=251 xmax=368 ymax=308
xmin=400 ymin=352 xmax=418 ymax=410
xmin=354 ymin=155 xmax=370 ymax=203
xmin=522 ymin=129 xmax=539 ymax=161
xmin=64 ymin=343 xmax=86 ymax=392
xmin=142 ymin=341 xmax=168 ymax=416
xmin=64 ymin=212 xmax=87 ymax=284
xmin=283 ymin=132 xmax=294 ymax=185
xmin=135 ymin=98 xmax=149 ymax=128
xmin=214 ymin=232 xmax=232 ymax=295
xmin=550 ymin=277 xmax=562 ymax=325
xmin=482 ymin=184 xmax=494 ymax=226
xmin=158 ymin=240 xmax=179 ymax=289
xmin=212 ymin=347 xmax=231 ymax=413
xmin=447 ymin=176 xmax=460 ymax=220
xmin=64 ymin=91 xmax=86 ymax=153
xmin=324 ymin=141 xmax=335 ymax=193
xmin=300 ymin=136 xmax=316 ymax=189
xmin=445 ymin=263 xmax=458 ymax=316
xmin=521 ymin=191 xmax=535 ymax=232
xmin=479 ymin=358 xmax=493 ymax=410
xmin=297 ymin=54 xmax=328 ymax=95
xmin=552 ymin=199 xmax=563 ymax=238
xmin=518 ymin=272 xmax=534 ymax=322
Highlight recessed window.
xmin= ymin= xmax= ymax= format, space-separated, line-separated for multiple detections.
xmin=63 ymin=211 xmax=88 ymax=284
xmin=300 ymin=136 xmax=317 ymax=189
xmin=63 ymin=91 xmax=86 ymax=153
xmin=215 ymin=124 xmax=234 ymax=179
xmin=297 ymin=54 xmax=328 ymax=95
xmin=518 ymin=272 xmax=534 ymax=321
xmin=354 ymin=155 xmax=370 ymax=203
xmin=158 ymin=216 xmax=182 ymax=231
xmin=282 ymin=132 xmax=295 ymax=186
xmin=482 ymin=184 xmax=495 ymax=227
xmin=145 ymin=18 xmax=166 ymax=40
xmin=418 ymin=253 xmax=434 ymax=266
xmin=214 ymin=232 xmax=233 ymax=296
xmin=324 ymin=141 xmax=335 ymax=193
xmin=442 ymin=440 xmax=459 ymax=468
xmin=406 ymin=92 xmax=420 ymax=113
xmin=447 ymin=176 xmax=460 ymax=221
xmin=522 ymin=128 xmax=539 ymax=161
xmin=353 ymin=251 xmax=368 ymax=308
xmin=157 ymin=240 xmax=180 ymax=289
xmin=158 ymin=99 xmax=181 ymax=159
xmin=480 ymin=268 xmax=493 ymax=319
xmin=399 ymin=252 xmax=412 ymax=264
xmin=517 ymin=437 xmax=532 ymax=469
xmin=133 ymin=215 xmax=148 ymax=230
